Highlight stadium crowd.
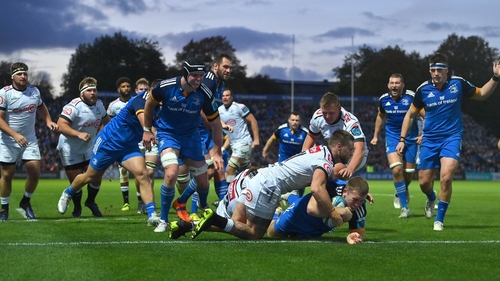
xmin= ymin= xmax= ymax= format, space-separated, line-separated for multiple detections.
xmin=20 ymin=93 xmax=500 ymax=175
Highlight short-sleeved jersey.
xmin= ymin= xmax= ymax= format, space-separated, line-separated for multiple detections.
xmin=378 ymin=90 xmax=419 ymax=142
xmin=198 ymin=70 xmax=226 ymax=142
xmin=151 ymin=76 xmax=218 ymax=136
xmin=97 ymin=91 xmax=149 ymax=148
xmin=308 ymin=107 xmax=368 ymax=154
xmin=57 ymin=97 xmax=107 ymax=155
xmin=413 ymin=76 xmax=476 ymax=140
xmin=273 ymin=123 xmax=309 ymax=162
xmin=218 ymin=101 xmax=252 ymax=144
xmin=106 ymin=97 xmax=128 ymax=117
xmin=0 ymin=85 xmax=43 ymax=145
xmin=260 ymin=145 xmax=336 ymax=194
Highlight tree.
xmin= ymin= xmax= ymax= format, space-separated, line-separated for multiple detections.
xmin=332 ymin=46 xmax=427 ymax=97
xmin=61 ymin=32 xmax=168 ymax=99
xmin=171 ymin=36 xmax=247 ymax=82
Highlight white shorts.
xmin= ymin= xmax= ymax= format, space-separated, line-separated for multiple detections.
xmin=237 ymin=172 xmax=281 ymax=220
xmin=230 ymin=141 xmax=252 ymax=159
xmin=138 ymin=142 xmax=159 ymax=157
xmin=0 ymin=142 xmax=41 ymax=163
xmin=58 ymin=149 xmax=91 ymax=167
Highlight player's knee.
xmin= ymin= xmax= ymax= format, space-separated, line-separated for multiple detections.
xmin=161 ymin=152 xmax=178 ymax=167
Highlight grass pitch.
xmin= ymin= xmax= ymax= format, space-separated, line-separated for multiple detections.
xmin=1 ymin=179 xmax=499 ymax=280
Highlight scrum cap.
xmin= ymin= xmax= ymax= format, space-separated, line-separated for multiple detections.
xmin=182 ymin=57 xmax=205 ymax=80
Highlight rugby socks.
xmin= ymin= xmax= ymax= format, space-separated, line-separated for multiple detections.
xmin=145 ymin=202 xmax=156 ymax=217
xmin=215 ymin=179 xmax=228 ymax=200
xmin=426 ymin=190 xmax=437 ymax=201
xmin=196 ymin=186 xmax=209 ymax=209
xmin=211 ymin=213 xmax=231 ymax=232
xmin=191 ymin=193 xmax=199 ymax=214
xmin=395 ymin=180 xmax=408 ymax=209
xmin=179 ymin=179 xmax=196 ymax=204
xmin=160 ymin=184 xmax=175 ymax=222
xmin=64 ymin=185 xmax=76 ymax=196
xmin=1 ymin=196 xmax=10 ymax=210
xmin=435 ymin=199 xmax=449 ymax=223
xmin=87 ymin=183 xmax=100 ymax=202
xmin=20 ymin=191 xmax=33 ymax=205
xmin=121 ymin=186 xmax=129 ymax=204
xmin=72 ymin=190 xmax=83 ymax=209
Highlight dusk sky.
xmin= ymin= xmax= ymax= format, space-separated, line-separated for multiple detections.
xmin=1 ymin=0 xmax=499 ymax=95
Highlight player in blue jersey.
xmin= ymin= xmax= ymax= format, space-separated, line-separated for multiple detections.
xmin=142 ymin=57 xmax=224 ymax=233
xmin=397 ymin=53 xmax=500 ymax=231
xmin=262 ymin=111 xmax=309 ymax=162
xmin=173 ymin=54 xmax=233 ymax=222
xmin=267 ymin=177 xmax=368 ymax=244
xmin=370 ymin=73 xmax=421 ymax=218
xmin=57 ymin=90 xmax=160 ymax=226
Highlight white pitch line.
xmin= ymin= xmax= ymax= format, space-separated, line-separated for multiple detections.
xmin=1 ymin=240 xmax=500 ymax=247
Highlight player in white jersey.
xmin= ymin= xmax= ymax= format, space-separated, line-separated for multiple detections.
xmin=190 ymin=130 xmax=354 ymax=240
xmin=218 ymin=88 xmax=259 ymax=183
xmin=57 ymin=77 xmax=111 ymax=217
xmin=0 ymin=62 xmax=58 ymax=221
xmin=107 ymin=77 xmax=143 ymax=212
xmin=302 ymin=92 xmax=369 ymax=179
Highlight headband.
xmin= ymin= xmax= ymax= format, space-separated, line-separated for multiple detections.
xmin=429 ymin=63 xmax=448 ymax=69
xmin=11 ymin=67 xmax=27 ymax=78
xmin=80 ymin=84 xmax=97 ymax=93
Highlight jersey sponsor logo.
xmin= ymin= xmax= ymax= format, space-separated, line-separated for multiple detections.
xmin=169 ymin=96 xmax=178 ymax=102
xmin=245 ymin=189 xmax=254 ymax=202
xmin=83 ymin=119 xmax=102 ymax=128
xmin=226 ymin=118 xmax=237 ymax=126
xmin=13 ymin=103 xmax=36 ymax=113
xmin=351 ymin=124 xmax=361 ymax=136
xmin=323 ymin=163 xmax=332 ymax=174
xmin=307 ymin=146 xmax=321 ymax=154
xmin=449 ymin=84 xmax=458 ymax=94
xmin=63 ymin=107 xmax=72 ymax=115
xmin=402 ymin=99 xmax=410 ymax=106
xmin=0 ymin=96 xmax=4 ymax=106
xmin=428 ymin=92 xmax=435 ymax=98
xmin=385 ymin=101 xmax=391 ymax=106
xmin=2 ymin=85 xmax=12 ymax=91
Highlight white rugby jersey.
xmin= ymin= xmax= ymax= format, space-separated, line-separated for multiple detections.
xmin=0 ymin=85 xmax=43 ymax=146
xmin=57 ymin=97 xmax=107 ymax=155
xmin=106 ymin=98 xmax=128 ymax=117
xmin=218 ymin=101 xmax=253 ymax=144
xmin=259 ymin=145 xmax=336 ymax=194
xmin=309 ymin=107 xmax=368 ymax=154
xmin=217 ymin=169 xmax=248 ymax=218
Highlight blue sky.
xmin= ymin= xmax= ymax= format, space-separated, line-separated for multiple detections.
xmin=1 ymin=0 xmax=499 ymax=95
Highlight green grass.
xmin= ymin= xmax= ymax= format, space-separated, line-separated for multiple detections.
xmin=1 ymin=179 xmax=500 ymax=280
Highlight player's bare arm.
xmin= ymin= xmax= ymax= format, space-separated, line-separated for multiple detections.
xmin=302 ymin=133 xmax=318 ymax=151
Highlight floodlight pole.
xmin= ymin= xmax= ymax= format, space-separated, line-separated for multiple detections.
xmin=351 ymin=36 xmax=354 ymax=113
xmin=291 ymin=34 xmax=295 ymax=112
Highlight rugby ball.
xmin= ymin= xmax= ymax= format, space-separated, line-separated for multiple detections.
xmin=324 ymin=196 xmax=347 ymax=228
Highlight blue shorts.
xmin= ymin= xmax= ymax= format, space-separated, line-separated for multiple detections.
xmin=90 ymin=136 xmax=143 ymax=171
xmin=418 ymin=136 xmax=461 ymax=170
xmin=199 ymin=127 xmax=214 ymax=155
xmin=156 ymin=131 xmax=204 ymax=162
xmin=386 ymin=138 xmax=418 ymax=164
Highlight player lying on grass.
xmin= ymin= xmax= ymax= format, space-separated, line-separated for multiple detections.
xmin=267 ymin=177 xmax=369 ymax=244
xmin=170 ymin=130 xmax=355 ymax=240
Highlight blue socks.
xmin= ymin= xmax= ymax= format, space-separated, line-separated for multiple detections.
xmin=394 ymin=180 xmax=408 ymax=209
xmin=435 ymin=199 xmax=449 ymax=223
xmin=215 ymin=180 xmax=228 ymax=200
xmin=160 ymin=184 xmax=175 ymax=222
